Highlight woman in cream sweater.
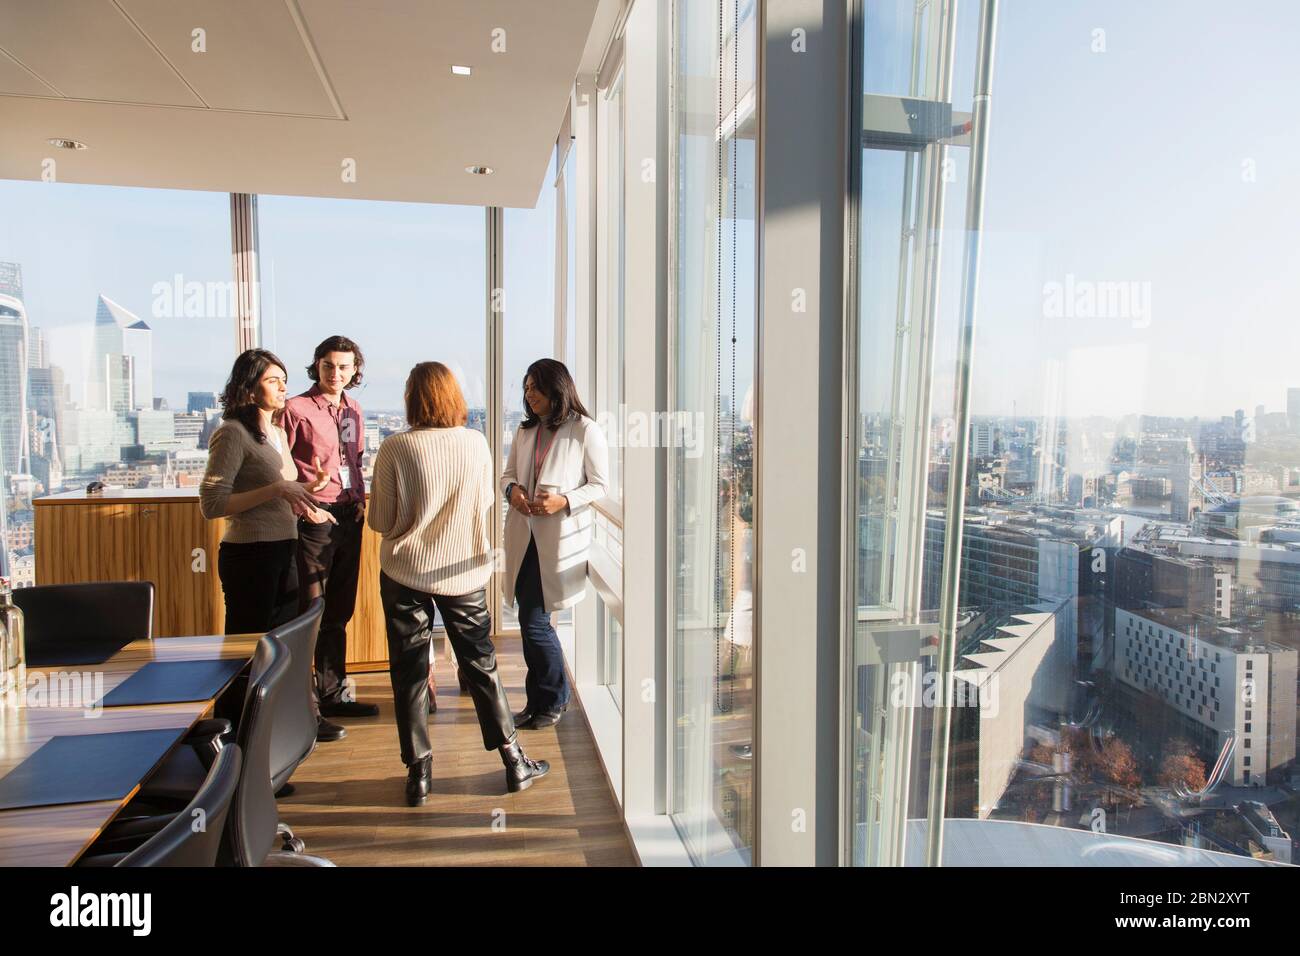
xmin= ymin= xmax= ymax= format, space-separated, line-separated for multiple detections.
xmin=368 ymin=361 xmax=549 ymax=804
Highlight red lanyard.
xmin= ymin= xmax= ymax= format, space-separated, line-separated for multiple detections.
xmin=532 ymin=428 xmax=556 ymax=494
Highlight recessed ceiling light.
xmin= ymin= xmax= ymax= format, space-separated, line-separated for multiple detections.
xmin=47 ymin=137 xmax=87 ymax=150
xmin=466 ymin=165 xmax=494 ymax=175
xmin=451 ymin=65 xmax=472 ymax=76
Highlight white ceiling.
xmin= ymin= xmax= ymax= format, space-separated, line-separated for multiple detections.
xmin=0 ymin=0 xmax=604 ymax=207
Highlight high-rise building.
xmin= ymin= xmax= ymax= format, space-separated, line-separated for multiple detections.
xmin=1289 ymin=387 xmax=1300 ymax=435
xmin=27 ymin=325 xmax=46 ymax=370
xmin=187 ymin=391 xmax=219 ymax=414
xmin=0 ymin=261 xmax=21 ymax=299
xmin=0 ymin=291 xmax=30 ymax=476
xmin=89 ymin=295 xmax=151 ymax=412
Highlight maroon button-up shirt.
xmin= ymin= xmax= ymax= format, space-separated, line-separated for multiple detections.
xmin=281 ymin=384 xmax=365 ymax=505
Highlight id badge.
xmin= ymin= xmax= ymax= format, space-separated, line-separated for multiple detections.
xmin=338 ymin=465 xmax=352 ymax=490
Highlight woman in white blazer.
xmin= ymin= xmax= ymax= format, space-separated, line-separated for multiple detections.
xmin=501 ymin=359 xmax=609 ymax=729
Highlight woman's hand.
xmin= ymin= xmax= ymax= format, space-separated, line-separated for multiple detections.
xmin=305 ymin=455 xmax=331 ymax=493
xmin=278 ymin=479 xmax=321 ymax=510
xmin=530 ymin=489 xmax=569 ymax=516
xmin=509 ymin=484 xmax=532 ymax=516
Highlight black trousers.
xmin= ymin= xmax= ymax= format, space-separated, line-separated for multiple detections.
xmin=216 ymin=539 xmax=297 ymax=725
xmin=218 ymin=539 xmax=298 ymax=635
xmin=379 ymin=572 xmax=515 ymax=766
xmin=296 ymin=502 xmax=363 ymax=704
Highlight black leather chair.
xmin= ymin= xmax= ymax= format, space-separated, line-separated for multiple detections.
xmin=266 ymin=599 xmax=323 ymax=851
xmin=13 ymin=581 xmax=154 ymax=664
xmin=270 ymin=598 xmax=324 ymax=796
xmin=78 ymin=745 xmax=242 ymax=867
xmin=97 ymin=635 xmax=334 ymax=867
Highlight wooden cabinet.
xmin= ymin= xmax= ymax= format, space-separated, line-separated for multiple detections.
xmin=35 ymin=494 xmax=226 ymax=638
xmin=33 ymin=490 xmax=390 ymax=669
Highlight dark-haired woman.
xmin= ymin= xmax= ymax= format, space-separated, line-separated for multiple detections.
xmin=369 ymin=362 xmax=549 ymax=803
xmin=501 ymin=358 xmax=609 ymax=729
xmin=200 ymin=349 xmax=329 ymax=635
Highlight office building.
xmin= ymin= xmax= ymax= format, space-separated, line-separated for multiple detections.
xmin=0 ymin=292 xmax=29 ymax=475
xmin=1115 ymin=606 xmax=1297 ymax=785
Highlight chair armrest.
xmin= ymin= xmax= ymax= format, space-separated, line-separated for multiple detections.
xmin=184 ymin=718 xmax=233 ymax=772
xmin=185 ymin=718 xmax=232 ymax=743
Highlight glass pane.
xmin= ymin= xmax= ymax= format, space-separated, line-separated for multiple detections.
xmin=503 ymin=164 xmax=559 ymax=629
xmin=670 ymin=0 xmax=758 ymax=867
xmin=0 ymin=181 xmax=233 ymax=587
xmin=599 ymin=75 xmax=626 ymax=502
xmin=259 ymin=197 xmax=486 ymax=448
xmin=258 ymin=197 xmax=486 ymax=635
xmin=852 ymin=0 xmax=1300 ymax=867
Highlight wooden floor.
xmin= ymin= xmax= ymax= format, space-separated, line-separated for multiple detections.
xmin=277 ymin=635 xmax=637 ymax=866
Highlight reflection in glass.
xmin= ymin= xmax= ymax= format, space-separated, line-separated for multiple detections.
xmin=670 ymin=0 xmax=757 ymax=866
xmin=851 ymin=0 xmax=1300 ymax=867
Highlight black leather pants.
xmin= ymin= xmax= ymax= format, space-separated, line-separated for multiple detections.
xmin=379 ymin=571 xmax=515 ymax=765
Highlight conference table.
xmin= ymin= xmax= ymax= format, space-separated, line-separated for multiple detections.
xmin=0 ymin=633 xmax=260 ymax=867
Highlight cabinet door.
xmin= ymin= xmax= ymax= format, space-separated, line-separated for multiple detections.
xmin=346 ymin=521 xmax=388 ymax=667
xmin=35 ymin=503 xmax=138 ymax=585
xmin=138 ymin=502 xmax=226 ymax=637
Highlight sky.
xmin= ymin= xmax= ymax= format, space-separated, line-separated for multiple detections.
xmin=859 ymin=0 xmax=1300 ymax=421
xmin=0 ymin=172 xmax=556 ymax=416
xmin=2 ymin=1 xmax=1296 ymax=424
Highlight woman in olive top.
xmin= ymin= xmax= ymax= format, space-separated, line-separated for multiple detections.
xmin=200 ymin=349 xmax=329 ymax=634
xmin=368 ymin=362 xmax=550 ymax=804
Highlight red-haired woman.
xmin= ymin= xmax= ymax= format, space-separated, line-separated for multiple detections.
xmin=368 ymin=361 xmax=549 ymax=805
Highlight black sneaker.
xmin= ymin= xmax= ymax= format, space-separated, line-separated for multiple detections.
xmin=317 ymin=717 xmax=347 ymax=742
xmin=320 ymin=700 xmax=380 ymax=718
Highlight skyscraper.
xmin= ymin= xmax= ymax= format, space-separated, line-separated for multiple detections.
xmin=1289 ymin=387 xmax=1300 ymax=435
xmin=89 ymin=295 xmax=152 ymax=411
xmin=0 ymin=291 xmax=30 ymax=476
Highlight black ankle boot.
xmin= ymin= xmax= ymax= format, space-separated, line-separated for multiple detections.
xmin=500 ymin=738 xmax=550 ymax=793
xmin=405 ymin=755 xmax=432 ymax=806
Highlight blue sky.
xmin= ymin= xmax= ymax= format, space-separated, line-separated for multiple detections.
xmin=0 ymin=178 xmax=556 ymax=415
xmin=2 ymin=1 xmax=1296 ymax=423
xmin=860 ymin=0 xmax=1300 ymax=420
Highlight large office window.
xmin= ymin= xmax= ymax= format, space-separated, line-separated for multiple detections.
xmin=597 ymin=69 xmax=626 ymax=504
xmin=258 ymin=197 xmax=486 ymax=447
xmin=0 ymin=181 xmax=235 ymax=587
xmin=502 ymin=169 xmax=560 ymax=628
xmin=850 ymin=0 xmax=1300 ymax=866
xmin=670 ymin=0 xmax=758 ymax=866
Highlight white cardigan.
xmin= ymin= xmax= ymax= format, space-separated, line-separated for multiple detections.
xmin=500 ymin=415 xmax=609 ymax=611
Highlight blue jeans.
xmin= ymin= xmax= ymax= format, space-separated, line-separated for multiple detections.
xmin=516 ymin=535 xmax=570 ymax=712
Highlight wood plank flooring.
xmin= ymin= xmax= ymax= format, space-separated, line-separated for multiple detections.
xmin=277 ymin=635 xmax=637 ymax=866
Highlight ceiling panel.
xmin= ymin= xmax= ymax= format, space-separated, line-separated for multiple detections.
xmin=118 ymin=0 xmax=339 ymax=117
xmin=0 ymin=47 xmax=57 ymax=97
xmin=0 ymin=0 xmax=606 ymax=207
xmin=0 ymin=0 xmax=203 ymax=106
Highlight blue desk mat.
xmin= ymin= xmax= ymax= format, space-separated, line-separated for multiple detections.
xmin=0 ymin=728 xmax=184 ymax=811
xmin=99 ymin=659 xmax=246 ymax=708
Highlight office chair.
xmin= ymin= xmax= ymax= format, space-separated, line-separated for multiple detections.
xmin=98 ymin=636 xmax=334 ymax=867
xmin=267 ymin=598 xmax=324 ymax=851
xmin=78 ymin=744 xmax=242 ymax=867
xmin=13 ymin=581 xmax=154 ymax=663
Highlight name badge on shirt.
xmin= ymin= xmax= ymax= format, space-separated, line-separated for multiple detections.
xmin=339 ymin=465 xmax=352 ymax=490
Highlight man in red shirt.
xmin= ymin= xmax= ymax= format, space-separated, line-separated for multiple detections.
xmin=282 ymin=335 xmax=379 ymax=742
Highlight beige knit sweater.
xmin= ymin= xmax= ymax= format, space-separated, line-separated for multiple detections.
xmin=199 ymin=420 xmax=299 ymax=543
xmin=366 ymin=427 xmax=494 ymax=596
